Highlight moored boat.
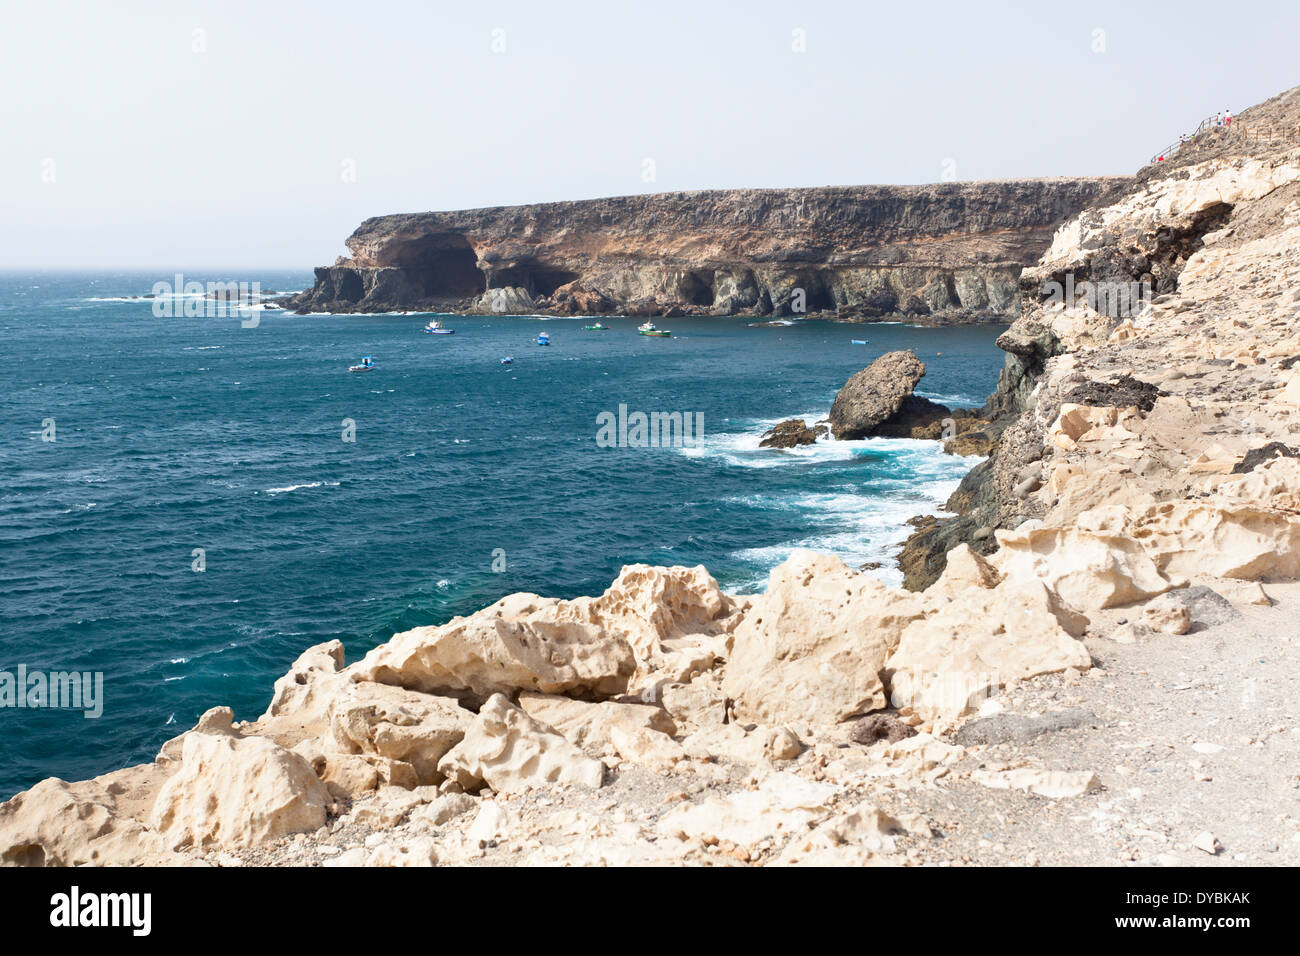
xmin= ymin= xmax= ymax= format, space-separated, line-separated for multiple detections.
xmin=424 ymin=319 xmax=454 ymax=334
xmin=637 ymin=321 xmax=671 ymax=337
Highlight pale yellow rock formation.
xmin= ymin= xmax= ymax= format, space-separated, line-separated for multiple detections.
xmin=262 ymin=639 xmax=348 ymax=722
xmin=347 ymin=786 xmax=425 ymax=828
xmin=556 ymin=563 xmax=743 ymax=665
xmin=659 ymin=680 xmax=728 ymax=731
xmin=294 ymin=747 xmax=417 ymax=798
xmin=971 ymin=768 xmax=1101 ymax=798
xmin=437 ymin=693 xmax=606 ymax=793
xmin=151 ymin=732 xmax=331 ymax=850
xmin=723 ymin=550 xmax=925 ymax=726
xmin=991 ymin=524 xmax=1173 ymax=611
xmin=517 ymin=692 xmax=674 ymax=750
xmin=857 ymin=732 xmax=965 ymax=784
xmin=327 ymin=680 xmax=472 ymax=785
xmin=679 ymin=722 xmax=773 ymax=765
xmin=924 ymin=543 xmax=1003 ymax=596
xmin=775 ymin=802 xmax=931 ymax=865
xmin=888 ymin=578 xmax=1091 ymax=729
xmin=155 ymin=705 xmax=239 ymax=769
xmin=1142 ymin=594 xmax=1193 ymax=635
xmin=353 ymin=611 xmax=636 ymax=704
xmin=365 ymin=836 xmax=439 ymax=867
xmin=657 ymin=772 xmax=838 ymax=846
xmin=517 ymin=691 xmax=685 ymax=769
xmin=0 ymin=778 xmax=184 ymax=867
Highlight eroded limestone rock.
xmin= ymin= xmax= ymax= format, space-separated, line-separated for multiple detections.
xmin=151 ymin=733 xmax=331 ymax=850
xmin=0 ymin=778 xmax=182 ymax=867
xmin=437 ymin=694 xmax=605 ymax=793
xmin=723 ymin=550 xmax=925 ymax=726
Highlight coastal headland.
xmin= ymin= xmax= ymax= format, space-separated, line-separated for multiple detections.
xmin=285 ymin=179 xmax=1123 ymax=323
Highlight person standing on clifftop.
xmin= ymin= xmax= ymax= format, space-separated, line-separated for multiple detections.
xmin=1226 ymin=108 xmax=1233 ymax=126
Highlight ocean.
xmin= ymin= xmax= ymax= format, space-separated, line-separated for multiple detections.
xmin=0 ymin=271 xmax=1006 ymax=797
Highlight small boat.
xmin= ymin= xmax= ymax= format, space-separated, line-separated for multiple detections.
xmin=582 ymin=322 xmax=609 ymax=331
xmin=638 ymin=321 xmax=671 ymax=337
xmin=349 ymin=356 xmax=376 ymax=372
xmin=500 ymin=356 xmax=514 ymax=365
xmin=424 ymin=319 xmax=454 ymax=335
xmin=536 ymin=332 xmax=550 ymax=346
xmin=850 ymin=339 xmax=868 ymax=345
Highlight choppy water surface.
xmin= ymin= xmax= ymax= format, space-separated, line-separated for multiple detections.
xmin=0 ymin=271 xmax=1006 ymax=796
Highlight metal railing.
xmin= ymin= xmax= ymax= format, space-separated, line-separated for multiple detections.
xmin=1149 ymin=113 xmax=1300 ymax=165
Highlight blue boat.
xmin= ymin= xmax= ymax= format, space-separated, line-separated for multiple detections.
xmin=536 ymin=332 xmax=550 ymax=346
xmin=348 ymin=355 xmax=376 ymax=372
xmin=500 ymin=356 xmax=514 ymax=365
xmin=851 ymin=339 xmax=868 ymax=345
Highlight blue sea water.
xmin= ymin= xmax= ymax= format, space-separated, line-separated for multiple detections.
xmin=0 ymin=271 xmax=1007 ymax=797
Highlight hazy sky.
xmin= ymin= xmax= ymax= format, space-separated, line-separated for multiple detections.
xmin=4 ymin=0 xmax=1297 ymax=269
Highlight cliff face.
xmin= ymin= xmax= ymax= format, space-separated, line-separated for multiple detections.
xmin=897 ymin=85 xmax=1300 ymax=589
xmin=285 ymin=179 xmax=1124 ymax=321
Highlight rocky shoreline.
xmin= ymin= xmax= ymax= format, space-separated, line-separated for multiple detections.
xmin=896 ymin=88 xmax=1300 ymax=592
xmin=5 ymin=88 xmax=1300 ymax=869
xmin=283 ymin=180 xmax=1121 ymax=322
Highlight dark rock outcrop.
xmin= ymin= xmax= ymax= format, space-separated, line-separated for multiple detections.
xmin=285 ymin=180 xmax=1124 ymax=321
xmin=828 ymin=350 xmax=934 ymax=439
xmin=758 ymin=419 xmax=828 ymax=448
xmin=848 ymin=713 xmax=917 ymax=745
xmin=1231 ymin=442 xmax=1300 ymax=474
xmin=867 ymin=395 xmax=953 ymax=439
xmin=1062 ymin=375 xmax=1163 ymax=413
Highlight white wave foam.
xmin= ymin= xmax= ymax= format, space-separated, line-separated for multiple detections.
xmin=718 ymin=431 xmax=976 ymax=589
xmin=916 ymin=389 xmax=983 ymax=407
xmin=264 ymin=481 xmax=340 ymax=495
xmin=676 ymin=418 xmax=967 ymax=471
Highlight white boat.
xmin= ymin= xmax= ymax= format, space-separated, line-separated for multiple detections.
xmin=424 ymin=319 xmax=454 ymax=335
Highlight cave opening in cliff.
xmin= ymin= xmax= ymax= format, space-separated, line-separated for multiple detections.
xmin=336 ymin=271 xmax=364 ymax=302
xmin=785 ymin=274 xmax=835 ymax=314
xmin=387 ymin=234 xmax=486 ymax=299
xmin=680 ymin=271 xmax=716 ymax=307
xmin=529 ymin=269 xmax=580 ymax=297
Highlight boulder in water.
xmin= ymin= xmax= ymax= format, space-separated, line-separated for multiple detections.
xmin=828 ymin=350 xmax=950 ymax=439
xmin=759 ymin=418 xmax=828 ymax=448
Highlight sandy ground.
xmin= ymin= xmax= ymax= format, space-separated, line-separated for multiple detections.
xmin=890 ymin=580 xmax=1300 ymax=866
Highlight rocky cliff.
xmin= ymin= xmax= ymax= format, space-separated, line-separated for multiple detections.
xmin=898 ymin=84 xmax=1300 ymax=589
xmin=285 ymin=179 xmax=1123 ymax=321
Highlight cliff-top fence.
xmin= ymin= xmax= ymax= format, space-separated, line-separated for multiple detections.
xmin=1150 ymin=113 xmax=1300 ymax=165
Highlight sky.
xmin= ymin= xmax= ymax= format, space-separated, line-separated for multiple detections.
xmin=3 ymin=0 xmax=1297 ymax=269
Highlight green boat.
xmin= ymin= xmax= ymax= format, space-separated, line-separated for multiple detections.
xmin=582 ymin=322 xmax=609 ymax=331
xmin=637 ymin=321 xmax=671 ymax=337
